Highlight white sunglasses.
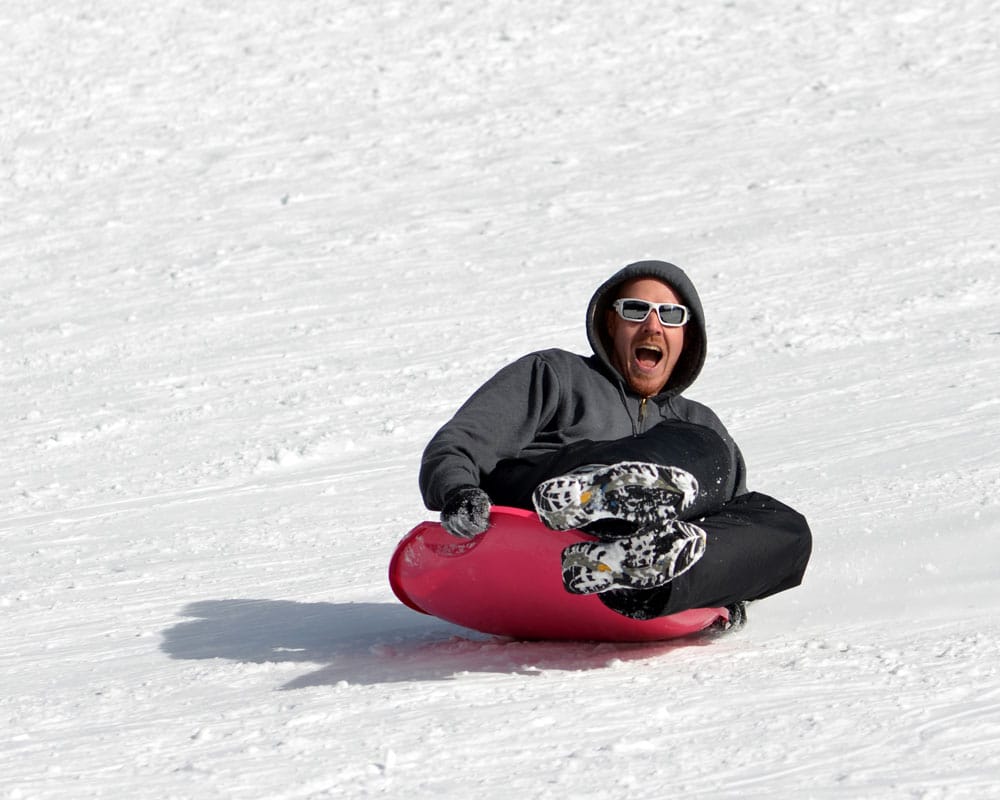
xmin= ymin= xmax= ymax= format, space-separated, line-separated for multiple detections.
xmin=612 ymin=298 xmax=690 ymax=327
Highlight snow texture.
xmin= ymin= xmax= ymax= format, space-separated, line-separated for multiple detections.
xmin=3 ymin=1 xmax=1000 ymax=798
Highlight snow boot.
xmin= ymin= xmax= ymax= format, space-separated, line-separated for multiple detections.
xmin=723 ymin=601 xmax=748 ymax=630
xmin=559 ymin=519 xmax=707 ymax=594
xmin=708 ymin=601 xmax=748 ymax=632
xmin=532 ymin=461 xmax=699 ymax=533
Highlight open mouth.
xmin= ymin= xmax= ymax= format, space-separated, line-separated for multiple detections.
xmin=634 ymin=345 xmax=663 ymax=370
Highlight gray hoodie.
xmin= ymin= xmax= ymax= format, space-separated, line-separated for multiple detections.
xmin=419 ymin=260 xmax=746 ymax=510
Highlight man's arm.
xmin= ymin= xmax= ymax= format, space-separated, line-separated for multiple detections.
xmin=419 ymin=353 xmax=561 ymax=511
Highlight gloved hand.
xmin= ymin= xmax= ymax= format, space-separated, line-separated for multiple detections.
xmin=440 ymin=486 xmax=491 ymax=538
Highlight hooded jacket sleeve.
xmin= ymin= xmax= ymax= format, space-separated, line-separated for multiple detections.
xmin=419 ymin=354 xmax=562 ymax=510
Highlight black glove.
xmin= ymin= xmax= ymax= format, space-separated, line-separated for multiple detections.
xmin=440 ymin=487 xmax=491 ymax=538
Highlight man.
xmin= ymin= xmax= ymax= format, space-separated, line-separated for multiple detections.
xmin=419 ymin=260 xmax=811 ymax=623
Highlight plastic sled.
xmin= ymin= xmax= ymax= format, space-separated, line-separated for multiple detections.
xmin=389 ymin=506 xmax=728 ymax=642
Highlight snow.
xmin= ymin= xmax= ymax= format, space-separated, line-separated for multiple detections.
xmin=2 ymin=0 xmax=999 ymax=797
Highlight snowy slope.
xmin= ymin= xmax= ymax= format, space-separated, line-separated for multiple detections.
xmin=3 ymin=1 xmax=1000 ymax=797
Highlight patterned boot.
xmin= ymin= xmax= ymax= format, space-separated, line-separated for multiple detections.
xmin=532 ymin=461 xmax=698 ymax=533
xmin=559 ymin=519 xmax=707 ymax=595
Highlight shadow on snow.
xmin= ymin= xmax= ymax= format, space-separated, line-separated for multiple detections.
xmin=161 ymin=598 xmax=713 ymax=689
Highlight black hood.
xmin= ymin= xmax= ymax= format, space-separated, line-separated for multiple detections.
xmin=586 ymin=260 xmax=707 ymax=397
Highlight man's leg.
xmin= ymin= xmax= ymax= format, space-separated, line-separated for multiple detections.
xmin=484 ymin=422 xmax=810 ymax=621
xmin=599 ymin=492 xmax=813 ymax=619
xmin=484 ymin=421 xmax=735 ymax=520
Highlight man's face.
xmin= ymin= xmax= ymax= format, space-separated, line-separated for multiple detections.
xmin=606 ymin=277 xmax=686 ymax=398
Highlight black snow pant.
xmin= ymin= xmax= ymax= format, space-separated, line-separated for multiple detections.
xmin=482 ymin=421 xmax=812 ymax=619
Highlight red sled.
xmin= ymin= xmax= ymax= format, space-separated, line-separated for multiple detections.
xmin=389 ymin=505 xmax=728 ymax=642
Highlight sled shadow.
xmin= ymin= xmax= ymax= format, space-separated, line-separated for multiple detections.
xmin=161 ymin=599 xmax=710 ymax=689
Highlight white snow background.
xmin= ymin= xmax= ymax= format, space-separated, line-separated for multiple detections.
xmin=2 ymin=1 xmax=999 ymax=798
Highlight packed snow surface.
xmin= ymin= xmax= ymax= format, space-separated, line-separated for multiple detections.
xmin=3 ymin=1 xmax=1000 ymax=797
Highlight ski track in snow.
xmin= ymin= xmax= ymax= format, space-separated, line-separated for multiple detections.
xmin=2 ymin=1 xmax=1000 ymax=798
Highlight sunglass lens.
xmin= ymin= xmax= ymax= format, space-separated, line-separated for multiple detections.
xmin=619 ymin=300 xmax=652 ymax=321
xmin=658 ymin=305 xmax=687 ymax=325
